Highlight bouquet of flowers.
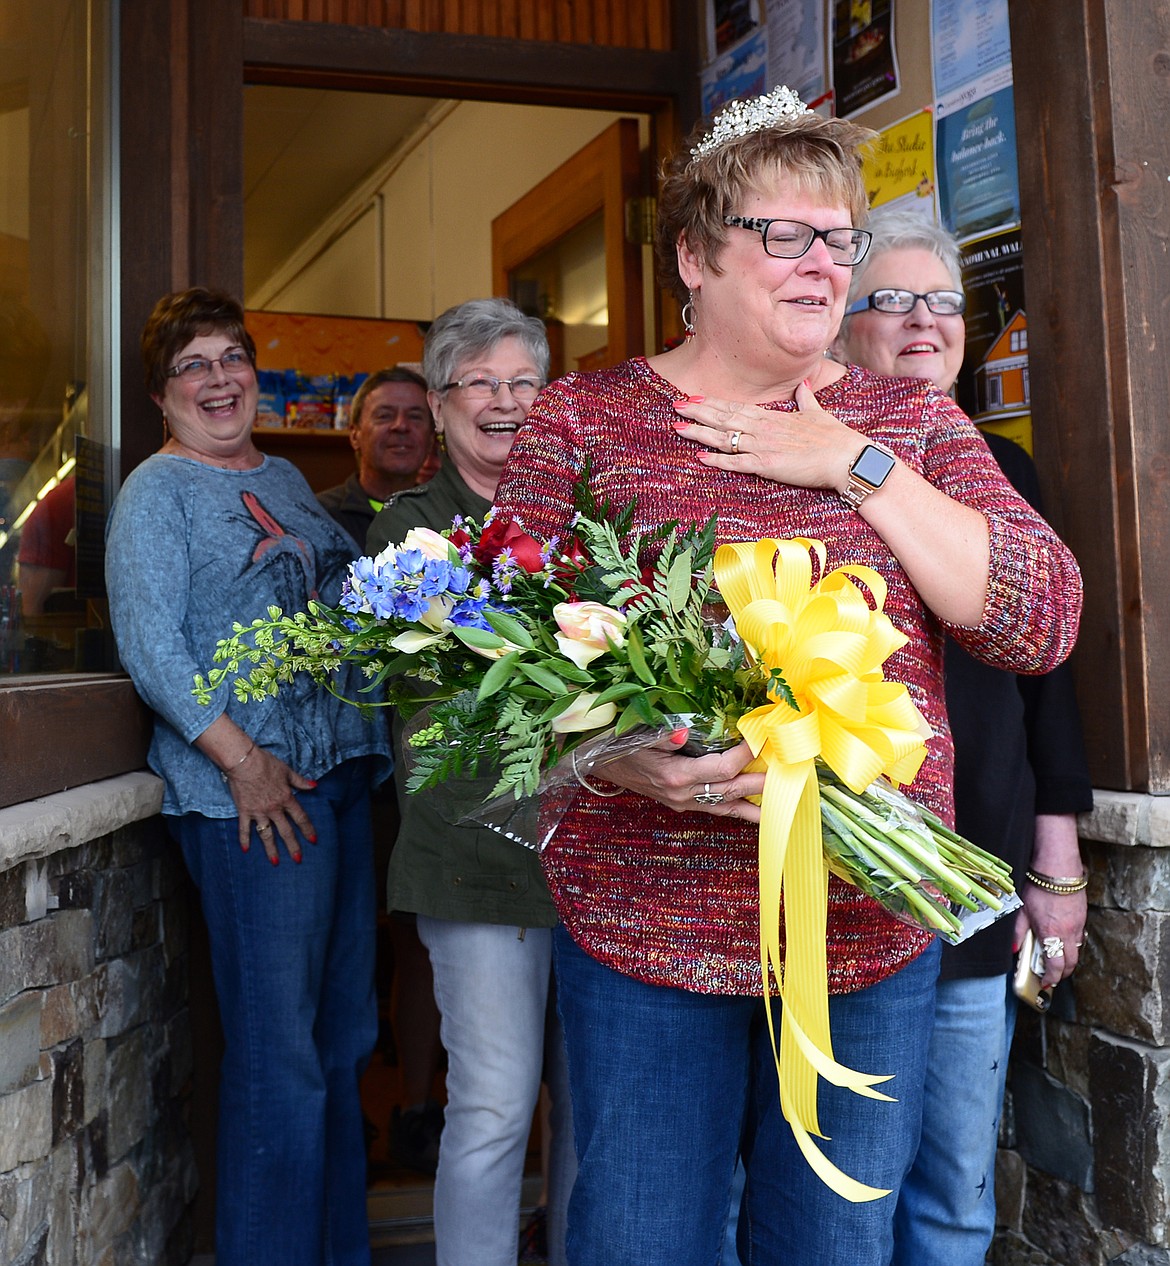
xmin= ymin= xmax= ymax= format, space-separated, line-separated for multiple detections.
xmin=196 ymin=494 xmax=1024 ymax=1202
xmin=194 ymin=495 xmax=1016 ymax=947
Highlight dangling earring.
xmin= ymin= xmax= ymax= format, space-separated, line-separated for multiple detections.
xmin=161 ymin=413 xmax=171 ymax=442
xmin=436 ymin=430 xmax=448 ymax=454
xmin=681 ymin=290 xmax=697 ymax=339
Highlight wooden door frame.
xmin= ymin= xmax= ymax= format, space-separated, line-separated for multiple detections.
xmin=492 ymin=118 xmax=645 ymax=366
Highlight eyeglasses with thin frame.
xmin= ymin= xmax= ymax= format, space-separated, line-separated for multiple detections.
xmin=441 ymin=375 xmax=545 ymax=401
xmin=166 ymin=346 xmax=254 ymax=382
xmin=722 ymin=215 xmax=872 ymax=266
xmin=845 ymin=288 xmax=967 ymax=317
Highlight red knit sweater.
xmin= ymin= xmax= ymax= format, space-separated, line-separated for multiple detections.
xmin=493 ymin=358 xmax=1083 ymax=996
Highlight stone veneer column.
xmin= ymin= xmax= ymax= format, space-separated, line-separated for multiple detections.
xmin=993 ymin=792 xmax=1170 ymax=1266
xmin=0 ymin=773 xmax=197 ymax=1264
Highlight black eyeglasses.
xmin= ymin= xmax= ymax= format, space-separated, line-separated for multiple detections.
xmin=166 ymin=347 xmax=253 ymax=381
xmin=723 ymin=216 xmax=872 ymax=266
xmin=845 ymin=288 xmax=966 ymax=316
xmin=441 ymin=376 xmax=545 ymax=401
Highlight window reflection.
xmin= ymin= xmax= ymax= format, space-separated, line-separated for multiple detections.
xmin=0 ymin=2 xmax=114 ymax=675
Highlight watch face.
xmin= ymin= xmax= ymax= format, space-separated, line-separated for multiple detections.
xmin=851 ymin=444 xmax=896 ymax=488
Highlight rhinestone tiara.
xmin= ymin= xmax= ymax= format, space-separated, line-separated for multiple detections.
xmin=690 ymin=85 xmax=814 ymax=161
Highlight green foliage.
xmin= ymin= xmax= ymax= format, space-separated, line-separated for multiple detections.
xmin=192 ymin=495 xmax=796 ymax=806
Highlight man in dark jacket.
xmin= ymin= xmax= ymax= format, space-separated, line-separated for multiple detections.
xmin=317 ymin=366 xmax=434 ymax=548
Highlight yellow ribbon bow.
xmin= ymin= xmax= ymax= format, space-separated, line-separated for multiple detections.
xmin=714 ymin=537 xmax=931 ymax=1201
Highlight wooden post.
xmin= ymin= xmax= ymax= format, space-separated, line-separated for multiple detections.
xmin=1009 ymin=0 xmax=1170 ymax=792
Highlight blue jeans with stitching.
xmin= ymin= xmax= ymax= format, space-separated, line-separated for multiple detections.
xmin=891 ymin=972 xmax=1017 ymax=1266
xmin=553 ymin=927 xmax=940 ymax=1266
xmin=173 ymin=757 xmax=377 ymax=1266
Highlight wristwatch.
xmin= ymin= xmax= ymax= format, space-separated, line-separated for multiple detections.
xmin=841 ymin=442 xmax=896 ymax=509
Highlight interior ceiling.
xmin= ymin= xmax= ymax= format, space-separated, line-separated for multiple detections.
xmin=243 ymin=85 xmax=441 ymax=301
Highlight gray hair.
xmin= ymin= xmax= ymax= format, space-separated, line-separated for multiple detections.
xmin=844 ymin=206 xmax=964 ymax=310
xmin=422 ymin=298 xmax=550 ymax=393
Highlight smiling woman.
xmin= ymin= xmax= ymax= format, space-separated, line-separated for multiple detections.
xmin=489 ymin=86 xmax=1083 ymax=1266
xmin=427 ymin=334 xmax=547 ymax=501
xmin=105 ymin=287 xmax=392 ymax=1266
xmin=831 ymin=204 xmax=968 ymax=395
xmin=364 ymin=298 xmax=577 ymax=1266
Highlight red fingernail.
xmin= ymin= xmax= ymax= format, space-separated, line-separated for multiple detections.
xmin=270 ymin=854 xmax=279 ymax=867
xmin=306 ymin=780 xmax=318 ymax=788
xmin=308 ymin=833 xmax=318 ymax=845
xmin=1011 ymin=940 xmax=1019 ymax=953
xmin=670 ymin=727 xmax=689 ymax=745
xmin=670 ymin=420 xmax=688 ymax=431
xmin=292 ymin=852 xmax=303 ymax=864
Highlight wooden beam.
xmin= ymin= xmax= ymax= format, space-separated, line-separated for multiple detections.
xmin=1009 ymin=0 xmax=1170 ymax=792
xmin=242 ymin=16 xmax=688 ymax=107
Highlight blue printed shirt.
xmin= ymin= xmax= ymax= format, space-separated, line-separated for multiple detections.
xmin=106 ymin=452 xmax=390 ymax=816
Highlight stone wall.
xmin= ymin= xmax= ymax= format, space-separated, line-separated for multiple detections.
xmin=0 ymin=774 xmax=197 ymax=1266
xmin=993 ymin=791 xmax=1170 ymax=1266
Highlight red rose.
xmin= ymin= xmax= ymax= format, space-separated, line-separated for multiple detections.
xmin=472 ymin=516 xmax=546 ymax=573
xmin=448 ymin=526 xmax=472 ymax=550
xmin=551 ymin=533 xmax=592 ymax=584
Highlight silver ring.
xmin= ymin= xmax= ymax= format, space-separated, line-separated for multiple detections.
xmin=694 ymin=782 xmax=726 ymax=806
xmin=729 ymin=430 xmax=741 ymax=454
xmin=257 ymin=822 xmax=273 ymax=834
xmin=1042 ymin=936 xmax=1065 ymax=959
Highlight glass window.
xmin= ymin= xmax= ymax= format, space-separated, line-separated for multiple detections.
xmin=0 ymin=1 xmax=117 ymax=675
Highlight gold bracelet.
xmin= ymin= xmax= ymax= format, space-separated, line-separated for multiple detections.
xmin=571 ymin=751 xmax=622 ymax=797
xmin=1025 ymin=868 xmax=1088 ymax=894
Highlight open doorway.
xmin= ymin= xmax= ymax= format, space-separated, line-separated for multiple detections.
xmin=241 ymin=84 xmax=656 ymax=1250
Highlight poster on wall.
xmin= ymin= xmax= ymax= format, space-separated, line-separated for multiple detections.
xmin=701 ymin=26 xmax=769 ymax=116
xmin=765 ymin=0 xmax=828 ymax=105
xmin=930 ymin=0 xmax=1011 ymax=101
xmin=955 ymin=227 xmax=1028 ymax=426
xmin=706 ymin=0 xmax=761 ymax=59
xmin=832 ymin=0 xmax=899 ymax=117
xmin=861 ymin=110 xmax=936 ymax=214
xmin=935 ymin=79 xmax=1019 ymax=241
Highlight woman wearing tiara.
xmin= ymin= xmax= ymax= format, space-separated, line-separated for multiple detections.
xmin=492 ymin=88 xmax=1082 ymax=1265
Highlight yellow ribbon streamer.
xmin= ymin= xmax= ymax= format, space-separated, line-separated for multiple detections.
xmin=714 ymin=537 xmax=932 ymax=1202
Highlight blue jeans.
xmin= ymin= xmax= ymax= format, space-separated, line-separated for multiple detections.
xmin=891 ymin=972 xmax=1016 ymax=1266
xmin=173 ymin=758 xmax=378 ymax=1266
xmin=553 ymin=927 xmax=940 ymax=1266
xmin=418 ymin=917 xmax=576 ymax=1266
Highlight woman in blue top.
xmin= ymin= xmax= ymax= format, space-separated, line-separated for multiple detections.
xmin=107 ymin=288 xmax=390 ymax=1266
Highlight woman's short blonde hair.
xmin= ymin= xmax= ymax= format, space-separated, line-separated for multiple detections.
xmin=655 ymin=109 xmax=876 ymax=303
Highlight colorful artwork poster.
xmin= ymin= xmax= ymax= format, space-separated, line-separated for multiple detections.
xmin=861 ymin=110 xmax=936 ymax=213
xmin=931 ymin=0 xmax=1012 ymax=101
xmin=956 ymin=228 xmax=1028 ymax=422
xmin=765 ymin=0 xmax=827 ymax=105
xmin=936 ymin=83 xmax=1020 ymax=241
xmin=832 ymin=0 xmax=899 ymax=118
xmin=706 ymin=0 xmax=761 ymax=59
xmin=701 ymin=26 xmax=768 ymax=117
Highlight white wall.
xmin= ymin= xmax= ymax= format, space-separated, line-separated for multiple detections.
xmin=256 ymin=100 xmax=641 ymax=322
xmin=267 ymin=202 xmax=381 ymax=316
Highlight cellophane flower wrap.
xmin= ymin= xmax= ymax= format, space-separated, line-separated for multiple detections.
xmin=194 ymin=491 xmax=1019 ymax=1201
